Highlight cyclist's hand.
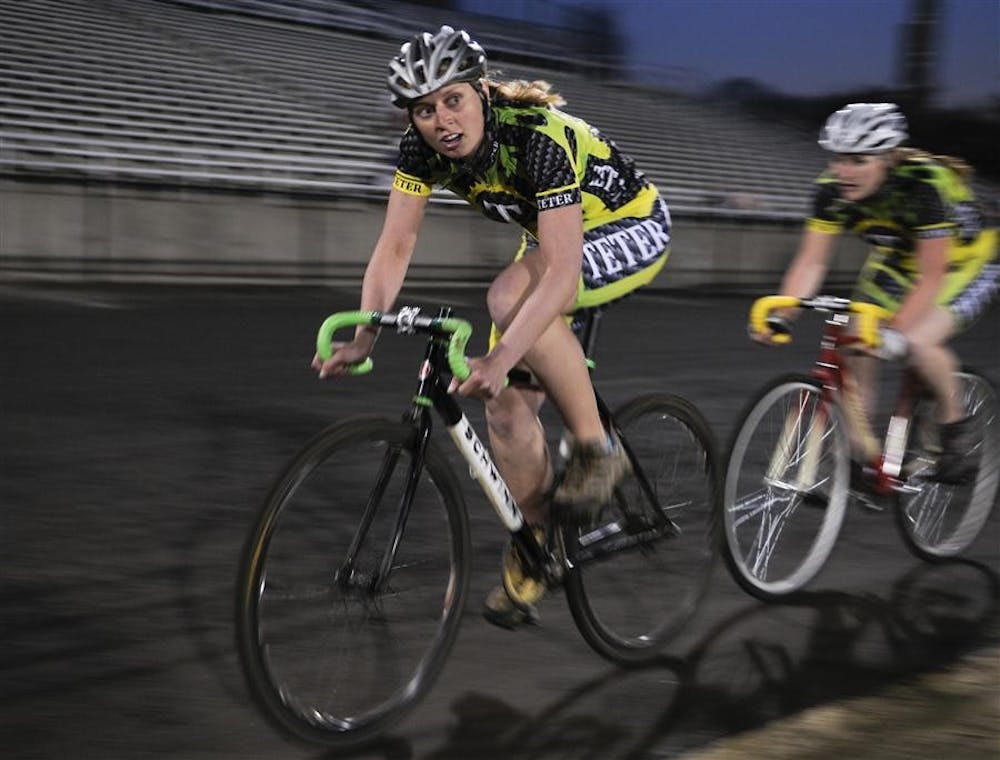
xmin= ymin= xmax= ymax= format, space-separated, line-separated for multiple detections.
xmin=313 ymin=339 xmax=371 ymax=379
xmin=749 ymin=315 xmax=792 ymax=346
xmin=862 ymin=326 xmax=909 ymax=361
xmin=451 ymin=355 xmax=508 ymax=401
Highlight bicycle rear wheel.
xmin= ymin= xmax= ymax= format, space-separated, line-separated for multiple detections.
xmin=722 ymin=375 xmax=850 ymax=600
xmin=235 ymin=416 xmax=470 ymax=749
xmin=564 ymin=393 xmax=720 ymax=665
xmin=897 ymin=370 xmax=1000 ymax=559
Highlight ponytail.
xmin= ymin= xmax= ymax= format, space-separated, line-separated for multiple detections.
xmin=896 ymin=147 xmax=974 ymax=181
xmin=484 ymin=77 xmax=565 ymax=108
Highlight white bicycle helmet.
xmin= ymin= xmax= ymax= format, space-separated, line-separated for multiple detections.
xmin=387 ymin=25 xmax=487 ymax=107
xmin=818 ymin=102 xmax=908 ymax=153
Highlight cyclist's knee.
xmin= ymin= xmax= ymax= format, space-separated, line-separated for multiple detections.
xmin=907 ymin=336 xmax=959 ymax=370
xmin=487 ymin=264 xmax=531 ymax=332
xmin=487 ymin=259 xmax=576 ymax=331
xmin=903 ymin=306 xmax=957 ymax=348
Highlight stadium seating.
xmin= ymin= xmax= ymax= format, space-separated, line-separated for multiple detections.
xmin=0 ymin=0 xmax=852 ymax=219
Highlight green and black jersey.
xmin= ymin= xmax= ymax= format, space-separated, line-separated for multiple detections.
xmin=392 ymin=102 xmax=661 ymax=236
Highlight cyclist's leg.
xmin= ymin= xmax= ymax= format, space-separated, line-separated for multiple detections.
xmin=840 ymin=350 xmax=882 ymax=463
xmin=482 ymin=249 xmax=592 ymax=626
xmin=482 ymin=380 xmax=552 ymax=627
xmin=486 ymin=248 xmax=619 ymax=518
xmin=487 ymin=251 xmax=606 ymax=448
xmin=485 ymin=381 xmax=551 ymax=526
xmin=492 ymin=260 xmax=643 ymax=516
xmin=902 ymin=306 xmax=963 ymax=422
xmin=856 ymin=233 xmax=998 ymax=426
xmin=918 ymin=251 xmax=1000 ymax=481
xmin=553 ymin=199 xmax=672 ymax=512
xmin=920 ymin=243 xmax=1000 ymax=422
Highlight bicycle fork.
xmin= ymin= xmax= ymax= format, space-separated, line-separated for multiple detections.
xmin=337 ymin=416 xmax=431 ymax=596
xmin=765 ymin=389 xmax=829 ymax=493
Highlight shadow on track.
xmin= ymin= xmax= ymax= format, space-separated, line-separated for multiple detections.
xmin=401 ymin=560 xmax=998 ymax=759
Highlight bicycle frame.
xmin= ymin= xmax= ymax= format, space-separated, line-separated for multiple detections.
xmin=322 ymin=305 xmax=677 ymax=594
xmin=722 ymin=294 xmax=999 ymax=603
xmin=763 ymin=297 xmax=926 ymax=499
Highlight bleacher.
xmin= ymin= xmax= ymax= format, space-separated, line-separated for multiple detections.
xmin=0 ymin=0 xmax=833 ymax=219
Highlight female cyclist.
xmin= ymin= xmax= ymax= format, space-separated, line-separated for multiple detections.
xmin=312 ymin=26 xmax=672 ymax=627
xmin=752 ymin=102 xmax=999 ymax=484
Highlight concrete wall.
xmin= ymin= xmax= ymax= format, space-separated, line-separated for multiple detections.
xmin=0 ymin=179 xmax=868 ymax=289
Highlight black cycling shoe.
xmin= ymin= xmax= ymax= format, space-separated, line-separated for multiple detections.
xmin=929 ymin=416 xmax=980 ymax=485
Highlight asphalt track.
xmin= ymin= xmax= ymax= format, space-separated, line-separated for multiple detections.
xmin=2 ymin=282 xmax=998 ymax=759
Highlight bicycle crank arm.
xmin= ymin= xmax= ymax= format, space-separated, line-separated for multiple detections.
xmin=567 ymin=520 xmax=678 ymax=566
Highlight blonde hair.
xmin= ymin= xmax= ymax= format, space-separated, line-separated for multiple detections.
xmin=895 ymin=147 xmax=974 ymax=181
xmin=484 ymin=77 xmax=565 ymax=108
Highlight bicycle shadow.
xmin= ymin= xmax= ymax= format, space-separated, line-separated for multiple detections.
xmin=411 ymin=558 xmax=999 ymax=760
xmin=170 ymin=388 xmax=998 ymax=759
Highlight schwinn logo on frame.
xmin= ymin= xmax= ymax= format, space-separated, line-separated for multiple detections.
xmin=455 ymin=418 xmax=518 ymax=525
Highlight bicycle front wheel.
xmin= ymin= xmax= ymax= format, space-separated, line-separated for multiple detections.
xmin=564 ymin=393 xmax=721 ymax=665
xmin=897 ymin=370 xmax=1000 ymax=559
xmin=723 ymin=375 xmax=850 ymax=600
xmin=235 ymin=417 xmax=470 ymax=749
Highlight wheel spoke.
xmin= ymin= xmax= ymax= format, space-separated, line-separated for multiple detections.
xmin=235 ymin=419 xmax=469 ymax=748
xmin=723 ymin=378 xmax=849 ymax=599
xmin=897 ymin=372 xmax=999 ymax=558
xmin=564 ymin=394 xmax=720 ymax=664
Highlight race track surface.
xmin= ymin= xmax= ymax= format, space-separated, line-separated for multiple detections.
xmin=3 ymin=283 xmax=998 ymax=759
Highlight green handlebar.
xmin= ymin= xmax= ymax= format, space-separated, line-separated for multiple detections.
xmin=315 ymin=310 xmax=474 ymax=379
xmin=316 ymin=310 xmax=376 ymax=374
xmin=441 ymin=317 xmax=472 ymax=381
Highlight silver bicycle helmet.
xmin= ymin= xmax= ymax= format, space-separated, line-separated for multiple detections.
xmin=818 ymin=102 xmax=908 ymax=153
xmin=387 ymin=25 xmax=487 ymax=107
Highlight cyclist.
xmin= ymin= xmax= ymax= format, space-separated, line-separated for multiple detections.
xmin=312 ymin=26 xmax=672 ymax=628
xmin=752 ymin=102 xmax=998 ymax=484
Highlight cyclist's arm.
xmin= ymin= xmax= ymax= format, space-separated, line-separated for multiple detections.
xmin=486 ymin=203 xmax=583 ymax=375
xmin=780 ymin=227 xmax=838 ymax=301
xmin=749 ymin=226 xmax=838 ymax=344
xmin=314 ymin=188 xmax=427 ymax=377
xmin=355 ymin=188 xmax=429 ymax=347
xmin=890 ymin=234 xmax=949 ymax=334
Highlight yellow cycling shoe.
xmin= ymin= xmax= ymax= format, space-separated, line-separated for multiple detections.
xmin=482 ymin=527 xmax=548 ymax=629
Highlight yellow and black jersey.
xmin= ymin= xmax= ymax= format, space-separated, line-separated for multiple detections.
xmin=391 ymin=101 xmax=661 ymax=237
xmin=806 ymin=156 xmax=992 ymax=268
xmin=806 ymin=156 xmax=998 ymax=321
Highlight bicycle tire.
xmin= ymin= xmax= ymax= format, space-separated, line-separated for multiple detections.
xmin=896 ymin=370 xmax=1000 ymax=560
xmin=722 ymin=374 xmax=850 ymax=600
xmin=563 ymin=393 xmax=721 ymax=665
xmin=235 ymin=416 xmax=471 ymax=749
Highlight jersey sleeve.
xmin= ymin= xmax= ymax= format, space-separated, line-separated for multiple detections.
xmin=805 ymin=180 xmax=843 ymax=234
xmin=521 ymin=130 xmax=582 ymax=210
xmin=392 ymin=170 xmax=433 ymax=197
xmin=909 ymin=179 xmax=955 ymax=239
xmin=392 ymin=129 xmax=439 ymax=197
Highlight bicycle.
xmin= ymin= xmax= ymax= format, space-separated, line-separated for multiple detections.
xmin=235 ymin=303 xmax=721 ymax=749
xmin=721 ymin=294 xmax=1000 ymax=602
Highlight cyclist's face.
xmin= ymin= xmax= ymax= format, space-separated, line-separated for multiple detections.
xmin=410 ymin=83 xmax=485 ymax=160
xmin=830 ymin=153 xmax=890 ymax=201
